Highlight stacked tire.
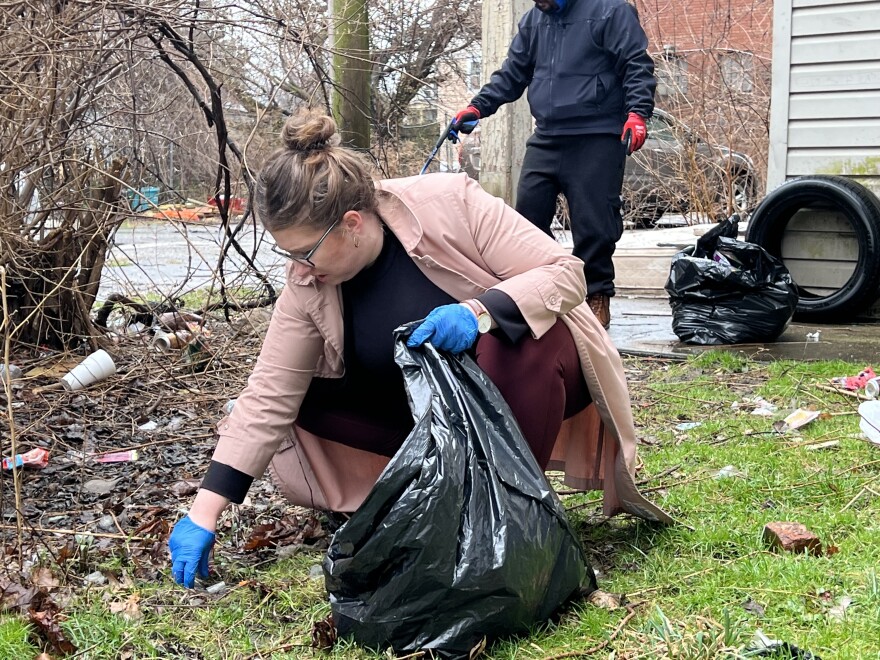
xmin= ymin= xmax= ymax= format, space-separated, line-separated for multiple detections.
xmin=745 ymin=175 xmax=880 ymax=323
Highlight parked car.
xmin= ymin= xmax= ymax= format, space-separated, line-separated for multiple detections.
xmin=457 ymin=109 xmax=760 ymax=227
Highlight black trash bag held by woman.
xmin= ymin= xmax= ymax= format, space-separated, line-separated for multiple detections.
xmin=665 ymin=216 xmax=799 ymax=345
xmin=323 ymin=325 xmax=595 ymax=659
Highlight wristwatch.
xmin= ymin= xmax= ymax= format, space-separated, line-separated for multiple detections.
xmin=463 ymin=299 xmax=493 ymax=334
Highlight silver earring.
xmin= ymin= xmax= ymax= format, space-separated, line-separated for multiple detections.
xmin=353 ymin=235 xmax=360 ymax=248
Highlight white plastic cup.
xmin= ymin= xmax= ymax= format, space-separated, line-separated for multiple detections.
xmin=865 ymin=377 xmax=880 ymax=400
xmin=60 ymin=350 xmax=117 ymax=391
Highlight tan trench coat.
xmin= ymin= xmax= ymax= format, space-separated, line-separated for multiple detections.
xmin=212 ymin=173 xmax=671 ymax=523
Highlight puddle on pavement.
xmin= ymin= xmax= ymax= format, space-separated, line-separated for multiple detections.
xmin=610 ymin=297 xmax=880 ymax=363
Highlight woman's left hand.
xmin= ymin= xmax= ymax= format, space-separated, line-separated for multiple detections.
xmin=407 ymin=304 xmax=478 ymax=354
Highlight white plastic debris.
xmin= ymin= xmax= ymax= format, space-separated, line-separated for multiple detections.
xmin=750 ymin=397 xmax=778 ymax=416
xmin=0 ymin=364 xmax=23 ymax=383
xmin=782 ymin=409 xmax=821 ymax=431
xmin=805 ymin=440 xmax=839 ymax=451
xmin=858 ymin=401 xmax=880 ymax=445
xmin=675 ymin=421 xmax=702 ymax=431
xmin=715 ymin=465 xmax=746 ymax=479
xmin=828 ymin=595 xmax=852 ymax=622
xmin=206 ymin=581 xmax=227 ymax=595
xmin=85 ymin=571 xmax=108 ymax=586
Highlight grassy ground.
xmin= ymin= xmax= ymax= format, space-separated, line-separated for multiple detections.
xmin=4 ymin=352 xmax=879 ymax=658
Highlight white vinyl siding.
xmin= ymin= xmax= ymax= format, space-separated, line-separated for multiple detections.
xmin=769 ymin=0 xmax=880 ymax=194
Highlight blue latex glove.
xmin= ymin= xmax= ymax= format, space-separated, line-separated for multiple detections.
xmin=168 ymin=515 xmax=215 ymax=588
xmin=407 ymin=304 xmax=478 ymax=354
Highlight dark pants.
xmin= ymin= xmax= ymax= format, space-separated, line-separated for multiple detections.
xmin=475 ymin=319 xmax=590 ymax=468
xmin=515 ymin=132 xmax=626 ymax=297
xmin=301 ymin=320 xmax=591 ymax=469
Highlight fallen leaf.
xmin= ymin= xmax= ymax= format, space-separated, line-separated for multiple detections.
xmin=31 ymin=567 xmax=60 ymax=590
xmin=28 ymin=593 xmax=76 ymax=655
xmin=468 ymin=636 xmax=487 ymax=659
xmin=171 ymin=479 xmax=201 ymax=497
xmin=243 ymin=515 xmax=326 ymax=552
xmin=742 ymin=598 xmax=765 ymax=616
xmin=109 ymin=593 xmax=142 ymax=620
xmin=132 ymin=507 xmax=170 ymax=537
xmin=825 ymin=545 xmax=840 ymax=557
xmin=57 ymin=540 xmax=78 ymax=564
xmin=25 ymin=359 xmax=81 ymax=378
xmin=587 ymin=589 xmax=626 ymax=610
xmin=83 ymin=478 xmax=121 ymax=495
xmin=0 ymin=579 xmax=39 ymax=612
xmin=311 ymin=614 xmax=337 ymax=650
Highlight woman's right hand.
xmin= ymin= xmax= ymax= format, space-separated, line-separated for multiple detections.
xmin=168 ymin=515 xmax=216 ymax=588
xmin=168 ymin=489 xmax=228 ymax=588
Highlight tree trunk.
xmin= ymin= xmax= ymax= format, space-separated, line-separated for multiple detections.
xmin=2 ymin=158 xmax=128 ymax=350
xmin=480 ymin=0 xmax=532 ymax=205
xmin=331 ymin=0 xmax=371 ymax=149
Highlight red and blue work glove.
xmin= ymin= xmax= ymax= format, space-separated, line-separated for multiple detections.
xmin=451 ymin=105 xmax=481 ymax=137
xmin=621 ymin=112 xmax=647 ymax=155
xmin=407 ymin=304 xmax=479 ymax=354
xmin=168 ymin=515 xmax=215 ymax=588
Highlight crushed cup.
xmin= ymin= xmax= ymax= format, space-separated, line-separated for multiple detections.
xmin=60 ymin=349 xmax=117 ymax=391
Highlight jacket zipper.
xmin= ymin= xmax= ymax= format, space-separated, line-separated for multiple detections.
xmin=549 ymin=20 xmax=564 ymax=114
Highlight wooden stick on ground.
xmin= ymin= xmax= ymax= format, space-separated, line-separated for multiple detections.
xmin=0 ymin=523 xmax=146 ymax=541
xmin=814 ymin=383 xmax=871 ymax=401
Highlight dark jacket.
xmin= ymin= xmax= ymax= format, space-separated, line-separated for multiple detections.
xmin=470 ymin=0 xmax=655 ymax=136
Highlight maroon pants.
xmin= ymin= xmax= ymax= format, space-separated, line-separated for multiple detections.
xmin=475 ymin=319 xmax=591 ymax=467
xmin=300 ymin=320 xmax=591 ymax=468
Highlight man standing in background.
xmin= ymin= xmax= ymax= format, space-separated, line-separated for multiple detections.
xmin=453 ymin=0 xmax=655 ymax=328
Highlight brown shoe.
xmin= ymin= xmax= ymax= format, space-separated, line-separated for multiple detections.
xmin=587 ymin=294 xmax=610 ymax=329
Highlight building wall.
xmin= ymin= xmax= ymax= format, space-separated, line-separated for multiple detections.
xmin=768 ymin=0 xmax=880 ymax=194
xmin=637 ymin=0 xmax=773 ymax=56
xmin=634 ymin=0 xmax=775 ymax=187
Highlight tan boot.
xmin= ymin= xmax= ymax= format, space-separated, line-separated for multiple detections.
xmin=587 ymin=294 xmax=610 ymax=329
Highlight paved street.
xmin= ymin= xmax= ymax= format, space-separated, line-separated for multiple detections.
xmin=100 ymin=219 xmax=287 ymax=301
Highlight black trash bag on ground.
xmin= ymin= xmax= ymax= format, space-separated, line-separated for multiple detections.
xmin=665 ymin=216 xmax=798 ymax=345
xmin=323 ymin=325 xmax=595 ymax=659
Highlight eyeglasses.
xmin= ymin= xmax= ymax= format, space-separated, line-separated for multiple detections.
xmin=271 ymin=219 xmax=341 ymax=268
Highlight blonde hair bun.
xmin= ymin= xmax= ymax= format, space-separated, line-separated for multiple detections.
xmin=281 ymin=110 xmax=340 ymax=153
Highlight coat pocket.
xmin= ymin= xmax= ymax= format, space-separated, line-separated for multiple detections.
xmin=550 ymin=74 xmax=601 ymax=120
